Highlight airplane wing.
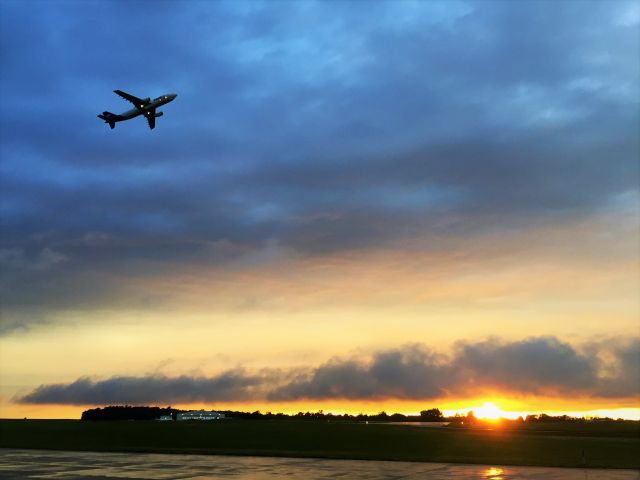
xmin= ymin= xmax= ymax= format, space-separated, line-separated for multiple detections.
xmin=144 ymin=108 xmax=156 ymax=130
xmin=114 ymin=90 xmax=149 ymax=109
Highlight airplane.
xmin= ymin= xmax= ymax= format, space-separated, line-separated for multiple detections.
xmin=98 ymin=90 xmax=177 ymax=130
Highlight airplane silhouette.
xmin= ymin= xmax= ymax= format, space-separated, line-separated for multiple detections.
xmin=98 ymin=90 xmax=177 ymax=130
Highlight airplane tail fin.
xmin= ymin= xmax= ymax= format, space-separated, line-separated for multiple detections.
xmin=98 ymin=111 xmax=118 ymax=129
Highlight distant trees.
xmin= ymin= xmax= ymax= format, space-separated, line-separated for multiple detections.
xmin=419 ymin=408 xmax=444 ymax=421
xmin=448 ymin=410 xmax=478 ymax=426
xmin=81 ymin=406 xmax=180 ymax=421
xmin=80 ymin=406 xmax=445 ymax=422
xmin=80 ymin=406 xmax=627 ymax=425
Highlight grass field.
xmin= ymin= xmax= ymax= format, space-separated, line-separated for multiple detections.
xmin=1 ymin=419 xmax=638 ymax=469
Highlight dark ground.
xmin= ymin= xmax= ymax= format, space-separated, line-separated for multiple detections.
xmin=0 ymin=419 xmax=638 ymax=469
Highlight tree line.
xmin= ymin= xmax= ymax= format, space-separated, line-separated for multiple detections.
xmin=81 ymin=406 xmax=633 ymax=423
xmin=81 ymin=406 xmax=447 ymax=421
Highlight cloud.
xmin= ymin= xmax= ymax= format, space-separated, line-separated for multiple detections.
xmin=269 ymin=345 xmax=450 ymax=401
xmin=270 ymin=337 xmax=612 ymax=401
xmin=452 ymin=337 xmax=600 ymax=394
xmin=18 ymin=370 xmax=272 ymax=406
xmin=0 ymin=247 xmax=67 ymax=271
xmin=17 ymin=336 xmax=640 ymax=405
xmin=0 ymin=1 xmax=638 ymax=328
xmin=592 ymin=338 xmax=640 ymax=397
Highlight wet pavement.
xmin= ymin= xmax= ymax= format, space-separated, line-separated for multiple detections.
xmin=0 ymin=449 xmax=638 ymax=479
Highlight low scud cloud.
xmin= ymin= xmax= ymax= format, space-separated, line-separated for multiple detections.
xmin=19 ymin=336 xmax=639 ymax=405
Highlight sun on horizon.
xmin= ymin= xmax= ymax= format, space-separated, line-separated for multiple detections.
xmin=473 ymin=402 xmax=504 ymax=420
xmin=445 ymin=401 xmax=516 ymax=421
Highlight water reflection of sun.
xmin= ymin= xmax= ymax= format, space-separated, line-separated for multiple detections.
xmin=483 ymin=467 xmax=505 ymax=479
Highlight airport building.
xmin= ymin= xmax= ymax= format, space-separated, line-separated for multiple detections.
xmin=157 ymin=415 xmax=173 ymax=421
xmin=176 ymin=410 xmax=225 ymax=421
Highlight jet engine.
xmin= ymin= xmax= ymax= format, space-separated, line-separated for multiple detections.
xmin=143 ymin=97 xmax=151 ymax=103
xmin=155 ymin=111 xmax=164 ymax=118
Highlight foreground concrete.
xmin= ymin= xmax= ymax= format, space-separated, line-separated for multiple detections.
xmin=0 ymin=448 xmax=638 ymax=479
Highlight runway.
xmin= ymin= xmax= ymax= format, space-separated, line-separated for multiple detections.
xmin=1 ymin=448 xmax=638 ymax=479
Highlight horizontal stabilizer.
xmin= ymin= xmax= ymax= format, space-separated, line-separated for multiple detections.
xmin=98 ymin=111 xmax=118 ymax=129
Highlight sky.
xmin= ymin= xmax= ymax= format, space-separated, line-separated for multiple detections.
xmin=0 ymin=0 xmax=638 ymax=419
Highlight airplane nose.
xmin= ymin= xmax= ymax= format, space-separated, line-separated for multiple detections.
xmin=170 ymin=93 xmax=177 ymax=99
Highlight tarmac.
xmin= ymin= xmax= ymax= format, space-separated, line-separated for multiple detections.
xmin=0 ymin=448 xmax=638 ymax=479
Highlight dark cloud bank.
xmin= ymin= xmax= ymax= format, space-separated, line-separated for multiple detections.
xmin=1 ymin=1 xmax=639 ymax=333
xmin=19 ymin=336 xmax=639 ymax=405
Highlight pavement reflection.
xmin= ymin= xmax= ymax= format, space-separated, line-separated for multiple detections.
xmin=0 ymin=449 xmax=638 ymax=479
xmin=484 ymin=466 xmax=506 ymax=479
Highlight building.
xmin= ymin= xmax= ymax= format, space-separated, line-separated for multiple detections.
xmin=157 ymin=415 xmax=173 ymax=421
xmin=176 ymin=410 xmax=225 ymax=421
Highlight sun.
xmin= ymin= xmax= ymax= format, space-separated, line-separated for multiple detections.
xmin=474 ymin=402 xmax=504 ymax=420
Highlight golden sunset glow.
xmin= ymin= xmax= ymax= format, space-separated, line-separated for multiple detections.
xmin=473 ymin=402 xmax=504 ymax=421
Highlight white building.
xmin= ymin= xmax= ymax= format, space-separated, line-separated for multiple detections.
xmin=176 ymin=410 xmax=225 ymax=421
xmin=157 ymin=415 xmax=173 ymax=421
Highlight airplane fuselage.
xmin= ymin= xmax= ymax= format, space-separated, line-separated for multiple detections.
xmin=118 ymin=93 xmax=177 ymax=121
xmin=98 ymin=90 xmax=177 ymax=129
